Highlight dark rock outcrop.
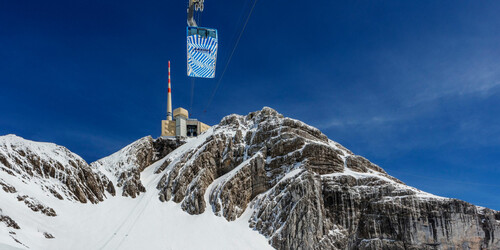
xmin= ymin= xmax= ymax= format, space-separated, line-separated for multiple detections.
xmin=17 ymin=195 xmax=57 ymax=217
xmin=0 ymin=178 xmax=16 ymax=193
xmin=0 ymin=209 xmax=20 ymax=229
xmin=91 ymin=136 xmax=184 ymax=198
xmin=43 ymin=232 xmax=54 ymax=239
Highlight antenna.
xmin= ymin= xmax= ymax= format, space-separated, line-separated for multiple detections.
xmin=167 ymin=61 xmax=173 ymax=121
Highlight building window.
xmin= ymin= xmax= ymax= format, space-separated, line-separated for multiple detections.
xmin=187 ymin=125 xmax=198 ymax=137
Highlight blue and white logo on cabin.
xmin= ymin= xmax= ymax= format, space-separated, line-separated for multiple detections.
xmin=187 ymin=26 xmax=218 ymax=78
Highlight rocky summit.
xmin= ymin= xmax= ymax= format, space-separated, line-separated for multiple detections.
xmin=0 ymin=107 xmax=498 ymax=250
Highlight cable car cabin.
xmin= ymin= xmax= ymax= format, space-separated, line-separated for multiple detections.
xmin=187 ymin=26 xmax=218 ymax=78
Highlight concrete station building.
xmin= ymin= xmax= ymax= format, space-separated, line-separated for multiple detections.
xmin=161 ymin=61 xmax=210 ymax=137
xmin=161 ymin=107 xmax=210 ymax=137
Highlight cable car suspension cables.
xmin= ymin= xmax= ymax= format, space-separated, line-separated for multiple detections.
xmin=203 ymin=0 xmax=258 ymax=113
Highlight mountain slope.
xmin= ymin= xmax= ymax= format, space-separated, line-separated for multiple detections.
xmin=90 ymin=136 xmax=184 ymax=198
xmin=0 ymin=134 xmax=108 ymax=204
xmin=0 ymin=135 xmax=271 ymax=250
xmin=153 ymin=107 xmax=500 ymax=249
xmin=0 ymin=107 xmax=498 ymax=249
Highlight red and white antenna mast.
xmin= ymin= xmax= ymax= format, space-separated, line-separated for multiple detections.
xmin=167 ymin=61 xmax=173 ymax=121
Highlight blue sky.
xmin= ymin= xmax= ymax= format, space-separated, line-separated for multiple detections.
xmin=1 ymin=1 xmax=499 ymax=209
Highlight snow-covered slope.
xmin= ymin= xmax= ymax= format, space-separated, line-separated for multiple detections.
xmin=0 ymin=135 xmax=272 ymax=250
xmin=0 ymin=135 xmax=107 ymax=204
xmin=0 ymin=107 xmax=499 ymax=249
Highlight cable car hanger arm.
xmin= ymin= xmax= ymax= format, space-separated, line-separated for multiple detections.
xmin=187 ymin=0 xmax=204 ymax=27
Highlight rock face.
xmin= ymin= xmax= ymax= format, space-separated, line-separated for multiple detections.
xmin=321 ymin=174 xmax=500 ymax=250
xmin=0 ymin=107 xmax=498 ymax=250
xmin=154 ymin=107 xmax=500 ymax=250
xmin=91 ymin=136 xmax=184 ymax=198
xmin=0 ymin=135 xmax=108 ymax=203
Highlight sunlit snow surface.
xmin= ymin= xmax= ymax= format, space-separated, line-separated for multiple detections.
xmin=0 ymin=133 xmax=272 ymax=250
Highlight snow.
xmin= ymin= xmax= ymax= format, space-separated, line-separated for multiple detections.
xmin=0 ymin=134 xmax=95 ymax=202
xmin=90 ymin=136 xmax=153 ymax=185
xmin=280 ymin=167 xmax=303 ymax=182
xmin=0 ymin=133 xmax=273 ymax=250
xmin=1 ymin=172 xmax=272 ymax=250
xmin=0 ymin=135 xmax=86 ymax=168
xmin=322 ymin=166 xmax=446 ymax=201
xmin=0 ymin=243 xmax=25 ymax=250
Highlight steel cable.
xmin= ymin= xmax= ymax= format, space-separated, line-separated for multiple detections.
xmin=203 ymin=0 xmax=258 ymax=113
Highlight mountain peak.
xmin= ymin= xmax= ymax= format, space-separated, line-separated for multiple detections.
xmin=0 ymin=108 xmax=499 ymax=249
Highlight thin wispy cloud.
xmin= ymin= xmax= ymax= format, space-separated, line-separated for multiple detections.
xmin=317 ymin=114 xmax=404 ymax=129
xmin=410 ymin=64 xmax=500 ymax=106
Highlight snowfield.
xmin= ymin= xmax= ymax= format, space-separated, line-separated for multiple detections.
xmin=0 ymin=134 xmax=272 ymax=250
